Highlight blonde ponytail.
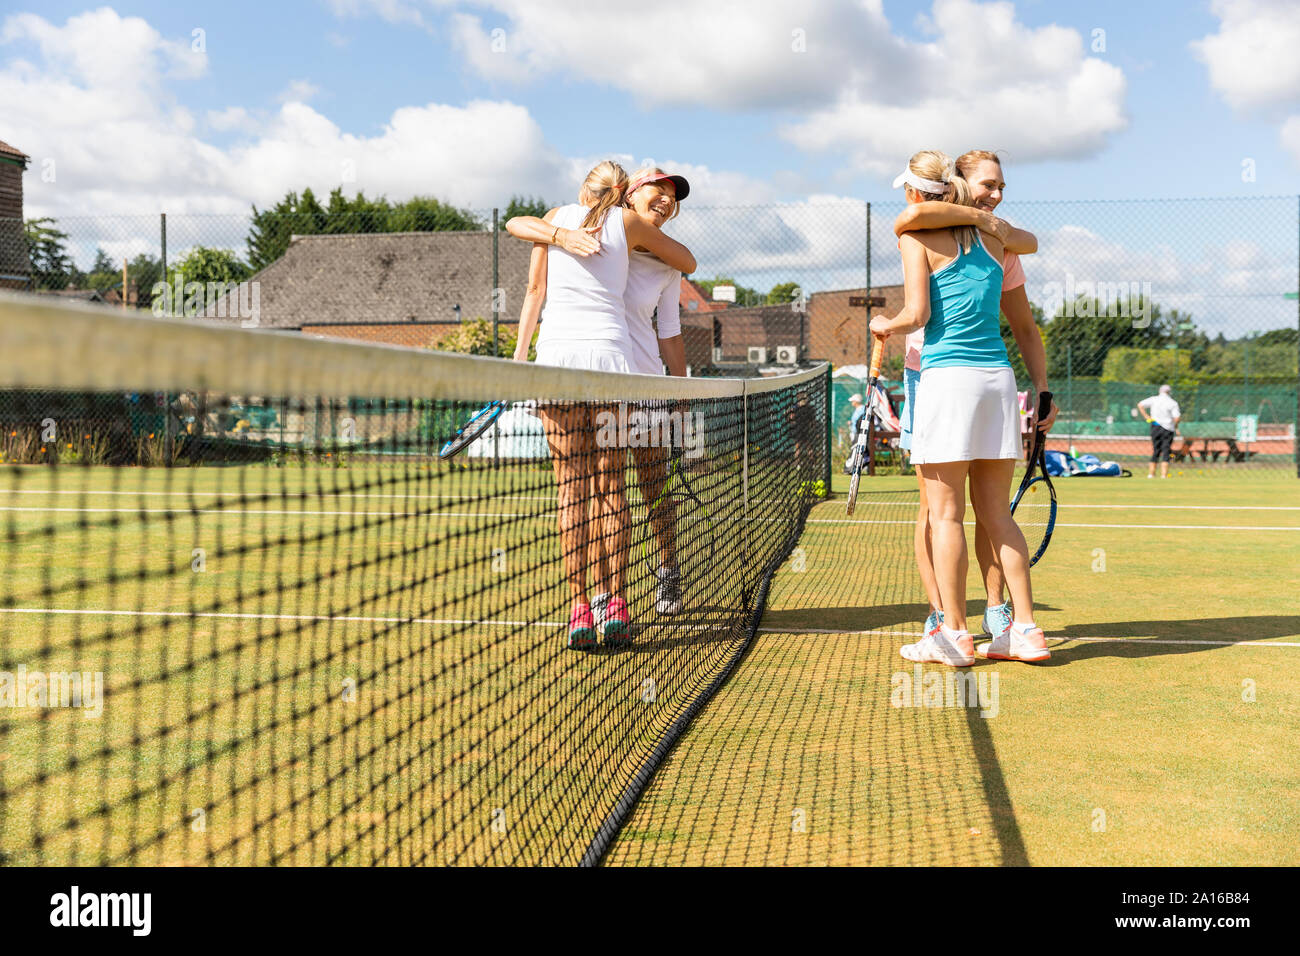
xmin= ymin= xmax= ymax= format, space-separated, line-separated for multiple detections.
xmin=577 ymin=160 xmax=628 ymax=231
xmin=906 ymin=149 xmax=979 ymax=254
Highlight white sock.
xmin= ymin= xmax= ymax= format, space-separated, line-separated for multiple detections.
xmin=1011 ymin=620 xmax=1038 ymax=635
xmin=940 ymin=624 xmax=970 ymax=641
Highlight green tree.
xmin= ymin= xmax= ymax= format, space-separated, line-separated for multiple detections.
xmin=502 ymin=195 xmax=549 ymax=226
xmin=24 ymin=217 xmax=73 ymax=290
xmin=694 ymin=275 xmax=762 ymax=307
xmin=246 ymin=189 xmax=329 ymax=270
xmin=765 ymin=281 xmax=802 ymax=306
xmin=1042 ymin=295 xmax=1192 ymax=378
xmin=127 ymin=253 xmax=163 ymax=306
xmin=245 ymin=187 xmax=482 ymax=270
xmin=155 ymin=248 xmax=250 ymax=316
xmin=166 ymin=247 xmax=251 ymax=288
xmin=432 ymin=317 xmax=534 ymax=359
xmin=82 ymin=247 xmax=125 ymax=292
xmin=389 ymin=196 xmax=482 ymax=233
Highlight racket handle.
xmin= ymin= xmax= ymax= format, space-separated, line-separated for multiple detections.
xmin=869 ymin=336 xmax=885 ymax=381
xmin=1037 ymin=390 xmax=1053 ymax=420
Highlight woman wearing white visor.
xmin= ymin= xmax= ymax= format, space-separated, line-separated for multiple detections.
xmin=870 ymin=150 xmax=1049 ymax=667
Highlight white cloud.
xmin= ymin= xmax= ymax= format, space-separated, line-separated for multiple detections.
xmin=437 ymin=0 xmax=1127 ymax=173
xmin=0 ymin=9 xmax=577 ymax=219
xmin=1282 ymin=116 xmax=1300 ymax=165
xmin=1191 ymin=0 xmax=1300 ymax=111
xmin=207 ymin=106 xmax=252 ymax=132
xmin=277 ymin=79 xmax=321 ymax=104
xmin=323 ymin=0 xmax=429 ymax=27
xmin=1192 ymin=0 xmax=1300 ymax=164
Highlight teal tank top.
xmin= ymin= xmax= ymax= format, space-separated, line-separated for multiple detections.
xmin=920 ymin=234 xmax=1010 ymax=370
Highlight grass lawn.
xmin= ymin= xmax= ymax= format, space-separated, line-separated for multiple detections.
xmin=605 ymin=469 xmax=1300 ymax=866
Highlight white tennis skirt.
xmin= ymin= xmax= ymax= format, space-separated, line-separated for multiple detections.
xmin=910 ymin=365 xmax=1020 ymax=464
xmin=535 ymin=342 xmax=633 ymax=374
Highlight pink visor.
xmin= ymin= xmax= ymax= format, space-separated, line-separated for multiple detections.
xmin=626 ymin=172 xmax=690 ymax=202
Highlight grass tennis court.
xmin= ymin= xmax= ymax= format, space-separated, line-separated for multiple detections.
xmin=605 ymin=470 xmax=1300 ymax=866
xmin=2 ymin=454 xmax=1297 ymax=865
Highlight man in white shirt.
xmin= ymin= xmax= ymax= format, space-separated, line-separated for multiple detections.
xmin=1135 ymin=385 xmax=1181 ymax=479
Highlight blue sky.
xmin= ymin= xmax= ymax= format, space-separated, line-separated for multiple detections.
xmin=3 ymin=0 xmax=1297 ymax=333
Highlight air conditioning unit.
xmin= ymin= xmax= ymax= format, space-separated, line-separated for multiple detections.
xmin=775 ymin=345 xmax=798 ymax=365
xmin=712 ymin=347 xmax=724 ymax=363
xmin=747 ymin=346 xmax=768 ymax=365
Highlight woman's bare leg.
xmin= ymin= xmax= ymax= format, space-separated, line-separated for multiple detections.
xmin=913 ymin=469 xmax=942 ymax=615
xmin=968 ymin=458 xmax=1042 ymax=644
xmin=538 ymin=405 xmax=595 ymax=604
xmin=592 ymin=408 xmax=630 ymax=598
xmin=919 ymin=461 xmax=971 ymax=632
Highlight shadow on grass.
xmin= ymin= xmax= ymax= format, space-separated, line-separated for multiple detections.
xmin=1043 ymin=615 xmax=1300 ymax=665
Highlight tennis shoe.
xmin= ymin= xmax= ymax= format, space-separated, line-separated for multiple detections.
xmin=655 ymin=565 xmax=683 ymax=616
xmin=900 ymin=624 xmax=974 ymax=668
xmin=923 ymin=608 xmax=944 ymax=634
xmin=602 ymin=596 xmax=632 ymax=644
xmin=982 ymin=602 xmax=1013 ymax=640
xmin=567 ymin=602 xmax=597 ymax=650
xmin=979 ymin=623 xmax=1050 ymax=662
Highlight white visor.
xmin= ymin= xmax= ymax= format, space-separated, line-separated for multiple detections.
xmin=892 ymin=169 xmax=949 ymax=194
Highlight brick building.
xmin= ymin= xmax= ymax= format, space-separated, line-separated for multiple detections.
xmin=0 ymin=139 xmax=30 ymax=290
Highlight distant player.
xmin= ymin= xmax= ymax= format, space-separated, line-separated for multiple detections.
xmin=1136 ymin=385 xmax=1181 ymax=479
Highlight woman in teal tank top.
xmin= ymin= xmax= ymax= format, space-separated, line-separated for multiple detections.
xmin=870 ymin=150 xmax=1049 ymax=668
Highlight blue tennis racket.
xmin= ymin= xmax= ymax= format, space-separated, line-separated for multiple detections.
xmin=439 ymin=400 xmax=507 ymax=460
xmin=1010 ymin=391 xmax=1057 ymax=567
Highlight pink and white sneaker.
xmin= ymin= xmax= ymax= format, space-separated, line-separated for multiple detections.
xmin=900 ymin=623 xmax=975 ymax=668
xmin=602 ymin=596 xmax=632 ymax=645
xmin=979 ymin=622 xmax=1050 ymax=662
xmin=567 ymin=602 xmax=597 ymax=650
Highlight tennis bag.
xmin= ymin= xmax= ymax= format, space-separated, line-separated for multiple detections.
xmin=1045 ymin=449 xmax=1127 ymax=477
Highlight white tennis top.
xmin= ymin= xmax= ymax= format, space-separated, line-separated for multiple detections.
xmin=537 ymin=203 xmax=633 ymax=351
xmin=1141 ymin=393 xmax=1181 ymax=431
xmin=624 ymin=250 xmax=682 ymax=375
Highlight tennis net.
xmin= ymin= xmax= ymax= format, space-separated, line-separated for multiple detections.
xmin=0 ymin=291 xmax=828 ymax=866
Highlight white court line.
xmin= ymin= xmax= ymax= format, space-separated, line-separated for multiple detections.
xmin=0 ymin=606 xmax=564 ymax=628
xmin=808 ymin=518 xmax=1300 ymax=531
xmin=833 ymin=501 xmax=1300 ymax=512
xmin=0 ymin=506 xmax=553 ymax=519
xmin=755 ymin=626 xmax=1300 ymax=648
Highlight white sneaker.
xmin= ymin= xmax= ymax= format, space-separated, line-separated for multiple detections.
xmin=979 ymin=623 xmax=1050 ymax=662
xmin=900 ymin=624 xmax=975 ymax=667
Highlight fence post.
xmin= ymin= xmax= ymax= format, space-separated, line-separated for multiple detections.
xmin=492 ymin=209 xmax=499 ymax=356
xmin=865 ymin=201 xmax=871 ymax=368
xmin=823 ymin=364 xmax=831 ymax=494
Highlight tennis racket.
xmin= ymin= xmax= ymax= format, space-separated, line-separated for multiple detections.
xmin=637 ymin=444 xmax=716 ymax=591
xmin=438 ymin=400 xmax=507 ymax=460
xmin=1010 ymin=391 xmax=1058 ymax=567
xmin=846 ymin=335 xmax=885 ymax=515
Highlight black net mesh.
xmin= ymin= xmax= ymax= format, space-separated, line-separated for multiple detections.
xmin=0 ymin=293 xmax=828 ymax=865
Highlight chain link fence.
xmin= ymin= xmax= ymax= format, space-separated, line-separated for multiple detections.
xmin=3 ymin=195 xmax=1296 ymax=473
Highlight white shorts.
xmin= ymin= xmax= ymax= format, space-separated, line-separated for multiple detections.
xmin=535 ymin=343 xmax=633 ymax=374
xmin=910 ymin=365 xmax=1020 ymax=464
